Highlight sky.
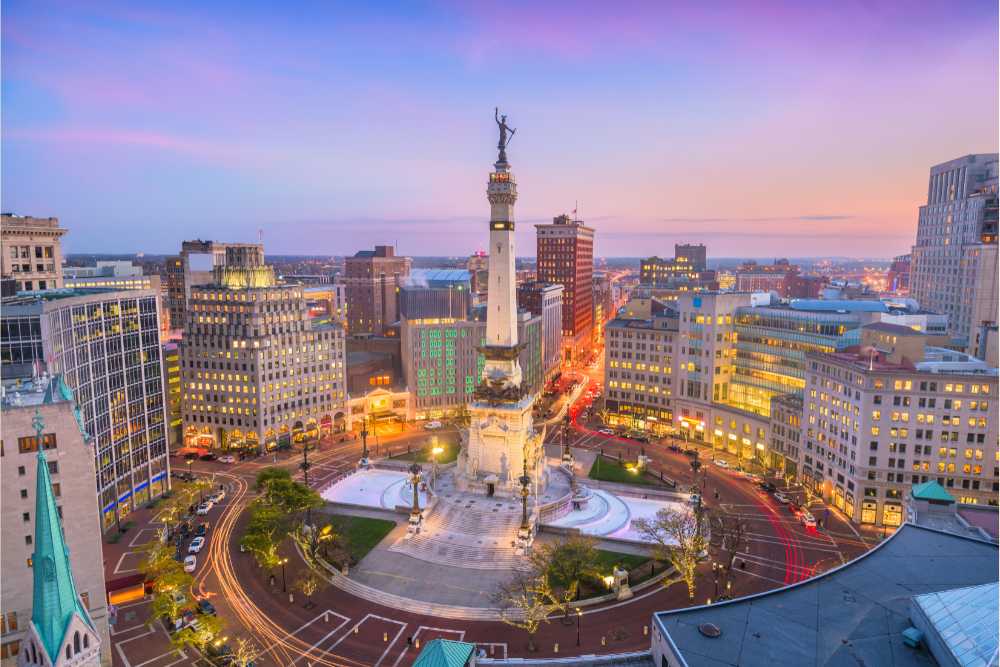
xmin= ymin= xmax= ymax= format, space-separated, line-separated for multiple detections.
xmin=3 ymin=1 xmax=998 ymax=258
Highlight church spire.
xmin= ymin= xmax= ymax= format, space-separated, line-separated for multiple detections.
xmin=27 ymin=409 xmax=94 ymax=664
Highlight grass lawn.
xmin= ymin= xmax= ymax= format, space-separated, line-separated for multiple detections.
xmin=588 ymin=457 xmax=665 ymax=486
xmin=390 ymin=438 xmax=459 ymax=464
xmin=323 ymin=514 xmax=397 ymax=564
xmin=595 ymin=549 xmax=649 ymax=573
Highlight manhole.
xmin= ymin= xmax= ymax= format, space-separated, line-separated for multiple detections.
xmin=698 ymin=623 xmax=722 ymax=638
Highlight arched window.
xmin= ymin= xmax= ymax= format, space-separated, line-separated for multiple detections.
xmin=84 ymin=634 xmax=90 ymax=649
xmin=66 ymin=644 xmax=72 ymax=660
xmin=30 ymin=641 xmax=37 ymax=663
xmin=74 ymin=631 xmax=81 ymax=653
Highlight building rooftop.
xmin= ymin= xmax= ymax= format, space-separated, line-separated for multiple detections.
xmin=2 ymin=374 xmax=74 ymax=409
xmin=404 ymin=268 xmax=472 ymax=287
xmin=911 ymin=582 xmax=998 ymax=667
xmin=413 ymin=639 xmax=476 ymax=667
xmin=820 ymin=347 xmax=997 ymax=376
xmin=2 ymin=287 xmax=124 ymax=306
xmin=654 ymin=524 xmax=998 ymax=667
xmin=911 ymin=480 xmax=955 ymax=503
xmin=863 ymin=321 xmax=926 ymax=336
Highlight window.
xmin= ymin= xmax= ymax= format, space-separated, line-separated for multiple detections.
xmin=17 ymin=433 xmax=57 ymax=453
xmin=24 ymin=535 xmax=32 ymax=545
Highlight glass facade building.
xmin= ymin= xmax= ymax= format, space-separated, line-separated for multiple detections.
xmin=1 ymin=289 xmax=170 ymax=530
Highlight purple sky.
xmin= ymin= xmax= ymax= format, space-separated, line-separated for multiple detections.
xmin=3 ymin=1 xmax=997 ymax=258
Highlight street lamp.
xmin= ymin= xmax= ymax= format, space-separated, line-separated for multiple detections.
xmin=431 ymin=439 xmax=443 ymax=490
xmin=575 ymin=608 xmax=582 ymax=646
xmin=712 ymin=562 xmax=719 ymax=598
xmin=360 ymin=416 xmax=370 ymax=466
xmin=279 ymin=557 xmax=289 ymax=593
xmin=409 ymin=462 xmax=422 ymax=520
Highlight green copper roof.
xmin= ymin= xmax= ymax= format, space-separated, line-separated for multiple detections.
xmin=413 ymin=639 xmax=475 ymax=667
xmin=30 ymin=410 xmax=93 ymax=663
xmin=912 ymin=480 xmax=955 ymax=503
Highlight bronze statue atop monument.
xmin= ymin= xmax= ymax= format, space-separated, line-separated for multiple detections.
xmin=495 ymin=107 xmax=516 ymax=163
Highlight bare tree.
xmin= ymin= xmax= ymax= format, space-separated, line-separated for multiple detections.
xmin=492 ymin=570 xmax=553 ymax=652
xmin=634 ymin=506 xmax=708 ymax=600
xmin=708 ymin=508 xmax=747 ymax=570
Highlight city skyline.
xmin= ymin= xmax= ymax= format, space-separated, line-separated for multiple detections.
xmin=3 ymin=1 xmax=998 ymax=258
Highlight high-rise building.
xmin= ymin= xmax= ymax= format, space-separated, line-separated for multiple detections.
xmin=398 ymin=269 xmax=473 ymax=320
xmin=910 ymin=154 xmax=999 ymax=349
xmin=801 ymin=324 xmax=998 ymax=525
xmin=179 ymin=257 xmax=346 ymax=452
xmin=343 ymin=245 xmax=411 ymax=336
xmin=1 ymin=375 xmax=111 ymax=665
xmin=886 ymin=254 xmax=911 ymax=294
xmin=401 ymin=310 xmax=542 ymax=420
xmin=516 ymin=281 xmax=563 ymax=379
xmin=466 ymin=250 xmax=489 ymax=302
xmin=164 ymin=241 xmax=264 ymax=332
xmin=161 ymin=340 xmax=182 ymax=448
xmin=1 ymin=289 xmax=169 ymax=531
xmin=0 ymin=214 xmax=67 ymax=293
xmin=639 ymin=244 xmax=710 ymax=287
xmin=734 ymin=259 xmax=799 ymax=293
xmin=535 ymin=213 xmax=594 ymax=364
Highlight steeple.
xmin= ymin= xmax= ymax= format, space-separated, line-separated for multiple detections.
xmin=21 ymin=409 xmax=98 ymax=666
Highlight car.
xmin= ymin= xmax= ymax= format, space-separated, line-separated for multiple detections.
xmin=423 ymin=420 xmax=442 ymax=430
xmin=218 ymin=455 xmax=236 ymax=464
xmin=598 ymin=428 xmax=614 ymax=436
xmin=788 ymin=501 xmax=800 ymax=514
xmin=197 ymin=599 xmax=217 ymax=615
xmin=196 ymin=502 xmax=213 ymax=516
xmin=773 ymin=491 xmax=790 ymax=504
xmin=172 ymin=590 xmax=188 ymax=607
xmin=188 ymin=536 xmax=205 ymax=553
xmin=195 ymin=523 xmax=208 ymax=537
xmin=687 ymin=493 xmax=702 ymax=506
xmin=713 ymin=459 xmax=730 ymax=469
xmin=210 ymin=490 xmax=226 ymax=503
xmin=183 ymin=555 xmax=197 ymax=573
xmin=800 ymin=511 xmax=816 ymax=528
xmin=173 ymin=610 xmax=200 ymax=633
xmin=759 ymin=481 xmax=777 ymax=493
xmin=199 ymin=452 xmax=217 ymax=461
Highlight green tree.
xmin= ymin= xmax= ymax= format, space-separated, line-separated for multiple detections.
xmin=492 ymin=570 xmax=553 ymax=652
xmin=263 ymin=477 xmax=323 ymax=517
xmin=171 ymin=613 xmax=225 ymax=652
xmin=295 ymin=570 xmax=325 ymax=608
xmin=530 ymin=535 xmax=601 ymax=605
xmin=634 ymin=506 xmax=708 ymax=600
xmin=255 ymin=466 xmax=292 ymax=491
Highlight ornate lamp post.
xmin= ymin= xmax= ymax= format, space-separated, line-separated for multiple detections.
xmin=430 ymin=437 xmax=443 ymax=490
xmin=561 ymin=415 xmax=573 ymax=465
xmin=359 ymin=415 xmax=370 ymax=468
xmin=407 ymin=462 xmax=423 ymax=535
xmin=279 ymin=557 xmax=289 ymax=593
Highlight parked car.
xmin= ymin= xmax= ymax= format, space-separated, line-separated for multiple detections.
xmin=800 ymin=511 xmax=816 ymax=528
xmin=199 ymin=452 xmax=217 ymax=461
xmin=598 ymin=428 xmax=614 ymax=436
xmin=183 ymin=555 xmax=197 ymax=573
xmin=218 ymin=455 xmax=236 ymax=464
xmin=198 ymin=599 xmax=217 ymax=615
xmin=196 ymin=502 xmax=213 ymax=516
xmin=195 ymin=523 xmax=208 ymax=537
xmin=773 ymin=491 xmax=790 ymax=504
xmin=759 ymin=481 xmax=777 ymax=493
xmin=188 ymin=536 xmax=206 ymax=553
xmin=713 ymin=459 xmax=730 ymax=469
xmin=173 ymin=610 xmax=199 ymax=633
xmin=423 ymin=420 xmax=442 ymax=430
xmin=210 ymin=490 xmax=226 ymax=503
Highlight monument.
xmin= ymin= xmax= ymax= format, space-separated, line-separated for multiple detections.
xmin=456 ymin=109 xmax=548 ymax=548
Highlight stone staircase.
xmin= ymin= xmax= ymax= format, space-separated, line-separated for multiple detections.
xmin=388 ymin=494 xmax=528 ymax=570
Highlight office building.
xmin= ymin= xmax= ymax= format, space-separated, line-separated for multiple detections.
xmin=886 ymin=254 xmax=911 ymax=294
xmin=180 ymin=256 xmax=345 ymax=452
xmin=398 ymin=269 xmax=472 ymax=320
xmin=162 ymin=340 xmax=181 ymax=448
xmin=401 ymin=310 xmax=542 ymax=421
xmin=516 ymin=281 xmax=564 ymax=378
xmin=164 ymin=240 xmax=264 ymax=332
xmin=1 ymin=375 xmax=111 ymax=665
xmin=1 ymin=289 xmax=169 ymax=530
xmin=343 ymin=245 xmax=411 ymax=336
xmin=0 ymin=214 xmax=67 ymax=293
xmin=802 ymin=324 xmax=997 ymax=525
xmin=768 ymin=393 xmax=803 ymax=477
xmin=910 ymin=154 xmax=999 ymax=349
xmin=303 ymin=283 xmax=347 ymax=323
xmin=783 ymin=274 xmax=827 ymax=298
xmin=466 ymin=250 xmax=489 ymax=302
xmin=639 ymin=244 xmax=711 ymax=288
xmin=734 ymin=259 xmax=799 ymax=293
xmin=535 ymin=213 xmax=594 ymax=363
xmin=64 ymin=262 xmax=158 ymax=293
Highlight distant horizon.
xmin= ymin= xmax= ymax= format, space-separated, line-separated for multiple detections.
xmin=4 ymin=2 xmax=997 ymax=257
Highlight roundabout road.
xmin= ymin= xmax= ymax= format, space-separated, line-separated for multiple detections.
xmin=174 ymin=394 xmax=873 ymax=665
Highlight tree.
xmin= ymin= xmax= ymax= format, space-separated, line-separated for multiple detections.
xmin=634 ymin=506 xmax=708 ymax=600
xmin=295 ymin=570 xmax=325 ymax=608
xmin=147 ymin=561 xmax=194 ymax=626
xmin=171 ymin=613 xmax=224 ymax=652
xmin=529 ymin=535 xmax=601 ymax=606
xmin=227 ymin=638 xmax=261 ymax=667
xmin=492 ymin=570 xmax=553 ymax=652
xmin=255 ymin=466 xmax=292 ymax=491
xmin=139 ymin=539 xmax=176 ymax=581
xmin=263 ymin=478 xmax=322 ymax=517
